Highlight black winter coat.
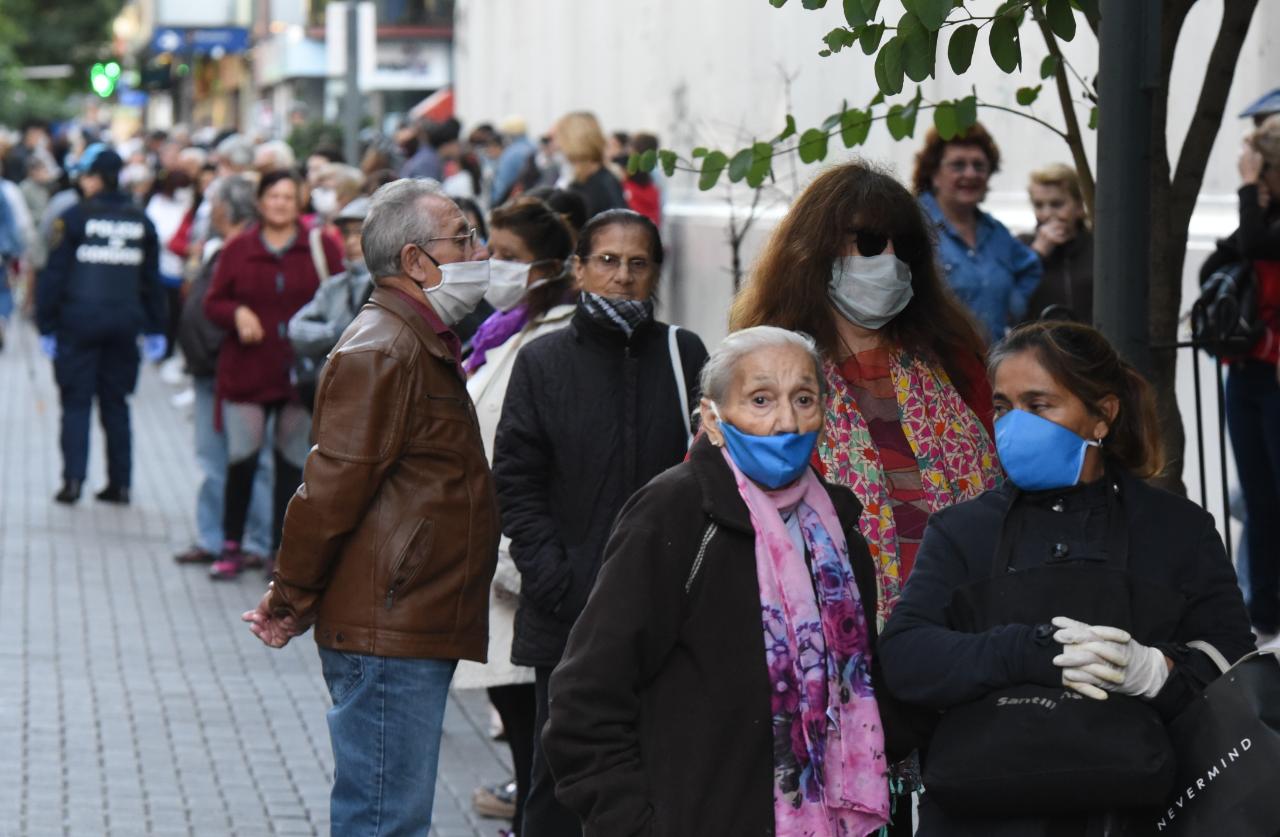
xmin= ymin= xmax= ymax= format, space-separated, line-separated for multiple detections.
xmin=1199 ymin=183 xmax=1280 ymax=281
xmin=493 ymin=308 xmax=708 ymax=668
xmin=543 ymin=436 xmax=921 ymax=837
xmin=880 ymin=468 xmax=1254 ymax=837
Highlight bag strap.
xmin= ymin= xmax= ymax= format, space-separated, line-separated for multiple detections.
xmin=309 ymin=226 xmax=330 ymax=283
xmin=1186 ymin=640 xmax=1232 ymax=675
xmin=667 ymin=325 xmax=693 ymax=446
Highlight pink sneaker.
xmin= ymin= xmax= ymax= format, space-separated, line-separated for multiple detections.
xmin=209 ymin=544 xmax=243 ymax=580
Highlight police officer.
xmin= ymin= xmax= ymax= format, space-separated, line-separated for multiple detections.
xmin=36 ymin=144 xmax=168 ymax=505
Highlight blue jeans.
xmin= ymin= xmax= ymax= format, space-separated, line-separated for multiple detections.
xmin=192 ymin=377 xmax=272 ymax=555
xmin=318 ymin=648 xmax=456 ymax=836
xmin=1226 ymin=361 xmax=1280 ymax=633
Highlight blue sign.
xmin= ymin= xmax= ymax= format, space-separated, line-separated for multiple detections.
xmin=151 ymin=27 xmax=250 ymax=57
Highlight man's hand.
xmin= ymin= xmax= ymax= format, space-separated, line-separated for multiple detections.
xmin=243 ymin=590 xmax=302 ymax=648
xmin=1239 ymin=142 xmax=1265 ymax=185
xmin=234 ymin=305 xmax=265 ymax=345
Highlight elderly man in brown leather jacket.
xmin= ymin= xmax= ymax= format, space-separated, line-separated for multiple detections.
xmin=242 ymin=178 xmax=499 ymax=835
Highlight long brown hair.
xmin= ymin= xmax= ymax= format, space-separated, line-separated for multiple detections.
xmin=988 ymin=321 xmax=1164 ymax=478
xmin=730 ymin=160 xmax=986 ymax=385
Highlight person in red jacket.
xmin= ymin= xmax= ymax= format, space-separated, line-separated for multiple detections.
xmin=622 ymin=132 xmax=662 ymax=227
xmin=203 ymin=169 xmax=342 ymax=579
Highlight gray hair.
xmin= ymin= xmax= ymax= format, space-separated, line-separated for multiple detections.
xmin=363 ymin=178 xmax=451 ymax=279
xmin=211 ymin=175 xmax=258 ymax=226
xmin=215 ymin=134 xmax=253 ymax=170
xmin=255 ymin=139 xmax=296 ymax=171
xmin=699 ymin=326 xmax=826 ymax=404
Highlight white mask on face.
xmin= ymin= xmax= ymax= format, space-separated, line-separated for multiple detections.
xmin=484 ymin=259 xmax=533 ymax=312
xmin=424 ymin=258 xmax=491 ymax=325
xmin=828 ymin=253 xmax=914 ymax=330
xmin=311 ymin=187 xmax=337 ymax=216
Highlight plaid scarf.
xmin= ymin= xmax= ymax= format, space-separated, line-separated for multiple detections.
xmin=578 ymin=291 xmax=653 ymax=337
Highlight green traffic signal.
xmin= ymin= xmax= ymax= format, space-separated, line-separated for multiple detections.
xmin=90 ymin=62 xmax=118 ymax=98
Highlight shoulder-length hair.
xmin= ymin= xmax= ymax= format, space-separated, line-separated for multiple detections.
xmin=729 ymin=160 xmax=986 ymax=384
xmin=911 ymin=122 xmax=1001 ymax=196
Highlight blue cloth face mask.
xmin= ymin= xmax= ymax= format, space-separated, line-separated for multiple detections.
xmin=995 ymin=409 xmax=1102 ymax=491
xmin=712 ymin=403 xmax=819 ymax=489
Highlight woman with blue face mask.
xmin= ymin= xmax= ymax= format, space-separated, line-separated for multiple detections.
xmin=542 ymin=326 xmax=918 ymax=837
xmin=880 ymin=321 xmax=1254 ymax=836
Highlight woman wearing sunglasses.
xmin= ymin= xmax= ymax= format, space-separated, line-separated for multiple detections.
xmin=913 ymin=123 xmax=1042 ymax=341
xmin=731 ymin=160 xmax=999 ymax=835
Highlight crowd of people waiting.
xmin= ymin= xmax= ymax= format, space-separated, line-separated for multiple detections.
xmin=3 ymin=90 xmax=1279 ymax=837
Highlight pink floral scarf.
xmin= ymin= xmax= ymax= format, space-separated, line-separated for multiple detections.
xmin=818 ymin=351 xmax=1001 ymax=628
xmin=723 ymin=449 xmax=890 ymax=837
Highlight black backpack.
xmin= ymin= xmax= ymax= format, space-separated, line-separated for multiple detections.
xmin=1191 ymin=261 xmax=1265 ymax=358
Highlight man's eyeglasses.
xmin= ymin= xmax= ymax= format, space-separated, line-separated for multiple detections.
xmin=581 ymin=253 xmax=655 ymax=275
xmin=848 ymin=229 xmax=890 ymax=257
xmin=943 ymin=159 xmax=991 ymax=176
xmin=424 ymin=227 xmax=479 ymax=251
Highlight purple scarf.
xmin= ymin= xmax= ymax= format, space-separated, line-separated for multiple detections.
xmin=465 ymin=305 xmax=532 ymax=374
xmin=723 ymin=449 xmax=890 ymax=836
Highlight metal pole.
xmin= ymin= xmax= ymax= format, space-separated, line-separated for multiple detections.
xmin=1215 ymin=359 xmax=1233 ymax=562
xmin=342 ymin=1 xmax=360 ymax=165
xmin=1093 ymin=0 xmax=1161 ymax=376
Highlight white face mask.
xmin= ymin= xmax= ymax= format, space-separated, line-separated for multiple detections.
xmin=311 ymin=187 xmax=337 ymax=216
xmin=484 ymin=259 xmax=533 ymax=312
xmin=424 ymin=258 xmax=491 ymax=325
xmin=828 ymin=253 xmax=914 ymax=330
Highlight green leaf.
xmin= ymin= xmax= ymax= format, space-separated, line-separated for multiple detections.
xmin=903 ymin=26 xmax=936 ymax=82
xmin=747 ymin=141 xmax=773 ymax=188
xmin=777 ymin=115 xmax=797 ymax=142
xmin=626 ymin=152 xmax=640 ymax=176
xmin=769 ymin=0 xmax=788 ymax=7
xmin=955 ymin=94 xmax=978 ymax=131
xmin=638 ymin=149 xmax=658 ymax=173
xmin=692 ymin=147 xmax=709 ymax=159
xmin=843 ymin=0 xmax=868 ymax=27
xmin=873 ymin=36 xmax=905 ymax=96
xmin=933 ymin=101 xmax=958 ymax=140
xmin=801 ymin=0 xmax=827 ymax=8
xmin=988 ymin=14 xmax=1021 ymax=73
xmin=1015 ymin=85 xmax=1041 ymax=106
xmin=1040 ymin=55 xmax=1059 ymax=80
xmin=698 ymin=151 xmax=729 ymax=191
xmin=860 ymin=0 xmax=880 ymax=18
xmin=1046 ymin=0 xmax=1077 ymax=41
xmin=947 ymin=24 xmax=978 ymax=74
xmin=823 ymin=27 xmax=856 ymax=53
xmin=1072 ymin=0 xmax=1100 ymax=29
xmin=798 ymin=128 xmax=830 ymax=164
xmin=818 ymin=48 xmax=832 ymax=57
xmin=658 ymin=150 xmax=678 ymax=178
xmin=868 ymin=90 xmax=885 ymax=108
xmin=911 ymin=0 xmax=951 ymax=31
xmin=728 ymin=148 xmax=753 ymax=183
xmin=1088 ymin=105 xmax=1098 ymax=130
xmin=840 ymin=108 xmax=872 ymax=147
xmin=885 ymin=104 xmax=912 ymax=140
xmin=860 ymin=22 xmax=885 ymax=54
xmin=821 ymin=106 xmax=845 ymax=131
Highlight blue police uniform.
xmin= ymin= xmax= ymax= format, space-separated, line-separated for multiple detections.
xmin=36 ymin=190 xmax=166 ymax=498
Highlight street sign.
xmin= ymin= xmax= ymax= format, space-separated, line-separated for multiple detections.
xmin=150 ymin=27 xmax=250 ymax=56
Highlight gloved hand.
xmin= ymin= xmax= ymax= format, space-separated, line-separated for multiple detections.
xmin=143 ymin=334 xmax=167 ymax=363
xmin=38 ymin=334 xmax=57 ymax=360
xmin=1052 ymin=616 xmax=1170 ymax=701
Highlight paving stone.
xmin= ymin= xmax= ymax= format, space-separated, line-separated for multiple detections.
xmin=1 ymin=325 xmax=513 ymax=835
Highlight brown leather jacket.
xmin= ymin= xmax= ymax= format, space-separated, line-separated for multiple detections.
xmin=268 ymin=285 xmax=500 ymax=661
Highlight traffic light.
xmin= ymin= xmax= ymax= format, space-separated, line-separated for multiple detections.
xmin=90 ymin=62 xmax=121 ymax=98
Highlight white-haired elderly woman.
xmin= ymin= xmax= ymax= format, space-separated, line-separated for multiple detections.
xmin=542 ymin=326 xmax=917 ymax=837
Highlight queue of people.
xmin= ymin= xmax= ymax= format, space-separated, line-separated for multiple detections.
xmin=9 ymin=104 xmax=1277 ymax=837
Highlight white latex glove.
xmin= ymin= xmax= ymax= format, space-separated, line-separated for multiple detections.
xmin=1051 ymin=616 xmax=1170 ymax=700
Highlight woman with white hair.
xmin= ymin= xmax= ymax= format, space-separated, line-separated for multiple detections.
xmin=542 ymin=326 xmax=915 ymax=837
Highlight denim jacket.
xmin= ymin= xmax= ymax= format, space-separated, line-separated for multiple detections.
xmin=920 ymin=191 xmax=1041 ymax=341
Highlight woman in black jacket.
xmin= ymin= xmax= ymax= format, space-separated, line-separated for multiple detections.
xmin=493 ymin=209 xmax=707 ymax=837
xmin=880 ymin=321 xmax=1254 ymax=836
xmin=543 ymin=326 xmax=914 ymax=837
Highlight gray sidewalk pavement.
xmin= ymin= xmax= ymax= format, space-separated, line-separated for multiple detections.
xmin=0 ymin=322 xmax=514 ymax=837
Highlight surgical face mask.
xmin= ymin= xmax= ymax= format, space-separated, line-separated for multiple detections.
xmin=424 ymin=257 xmax=490 ymax=326
xmin=311 ymin=187 xmax=337 ymax=216
xmin=712 ymin=403 xmax=818 ymax=490
xmin=995 ymin=409 xmax=1102 ymax=491
xmin=484 ymin=259 xmax=533 ymax=312
xmin=829 ymin=253 xmax=914 ymax=330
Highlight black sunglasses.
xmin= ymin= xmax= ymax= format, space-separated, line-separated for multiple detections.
xmin=849 ymin=228 xmax=890 ymax=257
